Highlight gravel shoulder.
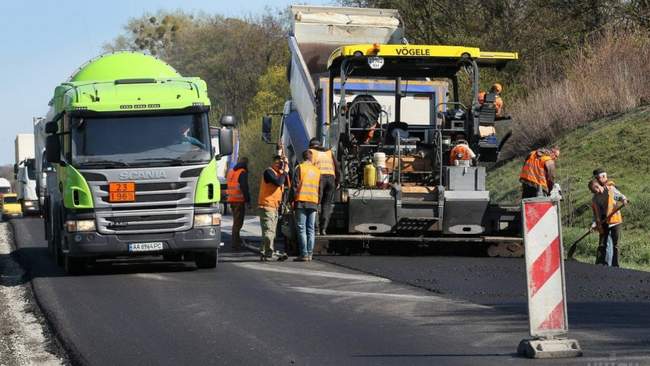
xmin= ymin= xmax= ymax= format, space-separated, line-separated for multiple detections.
xmin=0 ymin=221 xmax=66 ymax=366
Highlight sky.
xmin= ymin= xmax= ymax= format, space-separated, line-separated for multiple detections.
xmin=0 ymin=0 xmax=331 ymax=165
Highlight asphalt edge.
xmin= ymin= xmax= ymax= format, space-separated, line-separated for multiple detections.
xmin=9 ymin=218 xmax=86 ymax=366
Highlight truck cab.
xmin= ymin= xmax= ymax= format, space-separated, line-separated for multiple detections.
xmin=15 ymin=158 xmax=39 ymax=214
xmin=43 ymin=52 xmax=234 ymax=274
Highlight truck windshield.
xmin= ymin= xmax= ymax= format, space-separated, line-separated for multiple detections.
xmin=3 ymin=196 xmax=17 ymax=204
xmin=72 ymin=114 xmax=211 ymax=167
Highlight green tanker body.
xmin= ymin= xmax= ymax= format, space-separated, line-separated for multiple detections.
xmin=43 ymin=52 xmax=234 ymax=274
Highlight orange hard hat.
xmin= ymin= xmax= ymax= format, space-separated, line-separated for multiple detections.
xmin=491 ymin=83 xmax=503 ymax=93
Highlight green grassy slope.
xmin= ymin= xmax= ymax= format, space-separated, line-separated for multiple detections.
xmin=487 ymin=106 xmax=650 ymax=269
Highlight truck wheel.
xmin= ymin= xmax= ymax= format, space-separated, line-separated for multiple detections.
xmin=53 ymin=218 xmax=64 ymax=266
xmin=64 ymin=255 xmax=85 ymax=275
xmin=195 ymin=250 xmax=218 ymax=269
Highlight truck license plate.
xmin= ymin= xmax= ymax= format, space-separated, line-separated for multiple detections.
xmin=128 ymin=242 xmax=164 ymax=252
xmin=109 ymin=182 xmax=136 ymax=202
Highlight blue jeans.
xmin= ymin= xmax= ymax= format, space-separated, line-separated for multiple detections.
xmin=295 ymin=208 xmax=317 ymax=257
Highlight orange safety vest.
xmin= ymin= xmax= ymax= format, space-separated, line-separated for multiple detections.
xmin=309 ymin=148 xmax=336 ymax=176
xmin=592 ymin=184 xmax=623 ymax=226
xmin=258 ymin=167 xmax=285 ymax=208
xmin=226 ymin=168 xmax=246 ymax=203
xmin=295 ymin=162 xmax=320 ymax=204
xmin=519 ymin=151 xmax=552 ymax=191
xmin=449 ymin=144 xmax=473 ymax=164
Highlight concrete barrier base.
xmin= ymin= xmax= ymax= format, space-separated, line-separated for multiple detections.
xmin=518 ymin=338 xmax=582 ymax=359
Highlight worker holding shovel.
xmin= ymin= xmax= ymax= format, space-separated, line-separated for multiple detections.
xmin=589 ymin=168 xmax=629 ymax=267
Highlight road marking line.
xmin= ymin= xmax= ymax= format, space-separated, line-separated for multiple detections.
xmin=289 ymin=286 xmax=439 ymax=302
xmin=233 ymin=263 xmax=390 ymax=282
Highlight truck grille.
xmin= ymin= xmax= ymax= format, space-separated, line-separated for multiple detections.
xmin=86 ymin=167 xmax=201 ymax=235
xmin=96 ymin=209 xmax=192 ymax=234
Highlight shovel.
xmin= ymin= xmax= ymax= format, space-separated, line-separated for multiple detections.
xmin=567 ymin=203 xmax=624 ymax=260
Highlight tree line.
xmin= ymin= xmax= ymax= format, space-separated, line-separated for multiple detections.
xmin=105 ymin=1 xmax=650 ymax=169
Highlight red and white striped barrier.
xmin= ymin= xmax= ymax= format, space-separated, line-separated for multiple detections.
xmin=519 ymin=198 xmax=581 ymax=358
xmin=523 ymin=198 xmax=567 ymax=336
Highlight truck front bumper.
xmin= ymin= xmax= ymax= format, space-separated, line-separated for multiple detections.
xmin=21 ymin=201 xmax=40 ymax=214
xmin=63 ymin=226 xmax=221 ymax=258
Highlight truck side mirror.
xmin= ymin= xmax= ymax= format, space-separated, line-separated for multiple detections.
xmin=217 ymin=128 xmax=233 ymax=157
xmin=262 ymin=115 xmax=272 ymax=143
xmin=45 ymin=121 xmax=58 ymax=134
xmin=220 ymin=115 xmax=236 ymax=127
xmin=45 ymin=135 xmax=61 ymax=164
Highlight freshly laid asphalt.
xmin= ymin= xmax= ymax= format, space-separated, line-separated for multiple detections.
xmin=7 ymin=217 xmax=650 ymax=365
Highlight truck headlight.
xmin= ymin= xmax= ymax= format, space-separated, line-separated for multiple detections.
xmin=194 ymin=213 xmax=221 ymax=227
xmin=24 ymin=201 xmax=34 ymax=206
xmin=65 ymin=220 xmax=96 ymax=232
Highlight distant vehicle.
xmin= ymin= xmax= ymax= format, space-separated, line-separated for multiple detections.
xmin=1 ymin=193 xmax=22 ymax=220
xmin=14 ymin=158 xmax=39 ymax=215
xmin=14 ymin=133 xmax=39 ymax=214
xmin=43 ymin=51 xmax=234 ymax=274
xmin=0 ymin=178 xmax=11 ymax=195
xmin=15 ymin=133 xmax=34 ymax=164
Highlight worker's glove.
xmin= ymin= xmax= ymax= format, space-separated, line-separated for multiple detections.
xmin=550 ymin=183 xmax=562 ymax=200
xmin=590 ymin=222 xmax=597 ymax=232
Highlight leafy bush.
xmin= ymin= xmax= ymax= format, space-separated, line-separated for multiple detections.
xmin=502 ymin=30 xmax=650 ymax=158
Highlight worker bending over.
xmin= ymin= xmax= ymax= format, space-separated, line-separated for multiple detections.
xmin=449 ymin=136 xmax=476 ymax=166
xmin=226 ymin=157 xmax=250 ymax=250
xmin=293 ymin=150 xmax=321 ymax=262
xmin=519 ymin=147 xmax=560 ymax=199
xmin=589 ymin=168 xmax=628 ymax=267
xmin=258 ymin=155 xmax=290 ymax=261
xmin=308 ymin=138 xmax=340 ymax=235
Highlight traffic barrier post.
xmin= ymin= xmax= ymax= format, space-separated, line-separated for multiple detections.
xmin=518 ymin=197 xmax=582 ymax=358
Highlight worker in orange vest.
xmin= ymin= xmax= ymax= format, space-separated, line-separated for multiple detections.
xmin=449 ymin=137 xmax=476 ymax=166
xmin=519 ymin=147 xmax=560 ymax=198
xmin=308 ymin=138 xmax=339 ymax=235
xmin=226 ymin=157 xmax=250 ymax=250
xmin=292 ymin=149 xmax=320 ymax=262
xmin=590 ymin=168 xmax=628 ymax=267
xmin=519 ymin=147 xmax=560 ymax=199
xmin=478 ymin=83 xmax=505 ymax=117
xmin=258 ymin=155 xmax=290 ymax=261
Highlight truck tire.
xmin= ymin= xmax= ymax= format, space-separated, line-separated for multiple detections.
xmin=53 ymin=214 xmax=64 ymax=266
xmin=194 ymin=250 xmax=217 ymax=269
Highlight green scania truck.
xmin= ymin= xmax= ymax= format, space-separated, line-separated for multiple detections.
xmin=43 ymin=52 xmax=234 ymax=274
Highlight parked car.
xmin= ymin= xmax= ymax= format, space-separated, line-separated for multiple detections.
xmin=2 ymin=193 xmax=22 ymax=220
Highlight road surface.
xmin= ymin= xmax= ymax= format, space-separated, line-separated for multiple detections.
xmin=7 ymin=217 xmax=650 ymax=365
